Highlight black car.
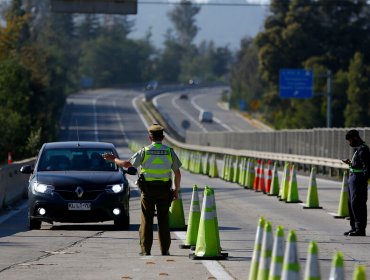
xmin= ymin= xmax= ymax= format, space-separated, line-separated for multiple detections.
xmin=20 ymin=141 xmax=137 ymax=230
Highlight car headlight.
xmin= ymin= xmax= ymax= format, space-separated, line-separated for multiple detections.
xmin=33 ymin=182 xmax=54 ymax=194
xmin=106 ymin=184 xmax=124 ymax=194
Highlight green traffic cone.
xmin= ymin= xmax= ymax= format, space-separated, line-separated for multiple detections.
xmin=169 ymin=190 xmax=186 ymax=230
xmin=189 ymin=187 xmax=226 ymax=260
xmin=281 ymin=230 xmax=300 ymax=280
xmin=209 ymin=154 xmax=219 ymax=178
xmin=334 ymin=172 xmax=349 ymax=218
xmin=257 ymin=221 xmax=273 ymax=280
xmin=181 ymin=185 xmax=201 ymax=249
xmin=279 ymin=163 xmax=290 ymax=201
xmin=329 ymin=252 xmax=344 ymax=280
xmin=249 ymin=217 xmax=266 ymax=280
xmin=353 ymin=265 xmax=366 ymax=280
xmin=304 ymin=241 xmax=321 ymax=280
xmin=268 ymin=226 xmax=285 ymax=280
xmin=286 ymin=165 xmax=301 ymax=203
xmin=303 ymin=167 xmax=322 ymax=209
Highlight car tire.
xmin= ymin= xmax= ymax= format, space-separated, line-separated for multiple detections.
xmin=114 ymin=214 xmax=130 ymax=230
xmin=29 ymin=217 xmax=42 ymax=230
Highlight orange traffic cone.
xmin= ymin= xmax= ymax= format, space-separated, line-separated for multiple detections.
xmin=7 ymin=152 xmax=12 ymax=165
xmin=265 ymin=160 xmax=273 ymax=194
xmin=254 ymin=160 xmax=261 ymax=191
xmin=258 ymin=160 xmax=266 ymax=193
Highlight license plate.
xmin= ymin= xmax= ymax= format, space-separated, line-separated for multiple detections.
xmin=68 ymin=202 xmax=91 ymax=211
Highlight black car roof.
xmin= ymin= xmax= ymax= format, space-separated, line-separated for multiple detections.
xmin=43 ymin=141 xmax=116 ymax=149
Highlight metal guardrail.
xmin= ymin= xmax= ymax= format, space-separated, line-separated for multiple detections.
xmin=137 ymin=97 xmax=355 ymax=172
xmin=185 ymin=129 xmax=370 ymax=169
xmin=167 ymin=134 xmax=348 ymax=170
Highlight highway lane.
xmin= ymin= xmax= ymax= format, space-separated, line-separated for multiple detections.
xmin=153 ymin=87 xmax=264 ymax=139
xmin=1 ymin=89 xmax=370 ymax=279
xmin=0 ymin=89 xmax=218 ymax=279
xmin=190 ymin=88 xmax=261 ymax=132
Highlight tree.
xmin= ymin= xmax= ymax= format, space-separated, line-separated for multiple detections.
xmin=156 ymin=30 xmax=184 ymax=83
xmin=77 ymin=14 xmax=101 ymax=41
xmin=344 ymin=52 xmax=370 ymax=127
xmin=230 ymin=38 xmax=267 ymax=111
xmin=167 ymin=0 xmax=200 ymax=48
xmin=0 ymin=59 xmax=33 ymax=158
xmin=79 ymin=21 xmax=154 ymax=87
xmin=240 ymin=0 xmax=370 ymax=128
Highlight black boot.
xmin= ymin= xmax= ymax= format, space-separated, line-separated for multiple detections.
xmin=348 ymin=230 xmax=366 ymax=236
xmin=344 ymin=229 xmax=356 ymax=236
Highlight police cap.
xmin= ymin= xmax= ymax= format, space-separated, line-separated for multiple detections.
xmin=148 ymin=123 xmax=164 ymax=133
xmin=345 ymin=129 xmax=360 ymax=140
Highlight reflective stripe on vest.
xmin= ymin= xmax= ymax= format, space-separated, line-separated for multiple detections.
xmin=350 ymin=168 xmax=363 ymax=173
xmin=141 ymin=143 xmax=173 ymax=181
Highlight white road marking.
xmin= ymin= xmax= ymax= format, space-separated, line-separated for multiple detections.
xmin=113 ymin=100 xmax=129 ymax=144
xmin=174 ymin=232 xmax=234 ymax=280
xmin=132 ymin=95 xmax=149 ymax=128
xmin=191 ymin=94 xmax=233 ymax=132
xmin=170 ymin=95 xmax=207 ymax=132
xmin=92 ymin=93 xmax=111 ymax=142
xmin=153 ymin=92 xmax=207 ymax=132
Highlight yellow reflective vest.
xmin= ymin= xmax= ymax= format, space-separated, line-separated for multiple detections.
xmin=141 ymin=143 xmax=173 ymax=181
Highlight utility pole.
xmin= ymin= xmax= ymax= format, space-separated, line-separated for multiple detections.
xmin=326 ymin=70 xmax=332 ymax=128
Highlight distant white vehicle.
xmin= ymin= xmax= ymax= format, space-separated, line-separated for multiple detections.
xmin=199 ymin=111 xmax=213 ymax=123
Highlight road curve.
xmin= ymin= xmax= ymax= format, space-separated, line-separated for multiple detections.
xmin=153 ymin=87 xmax=262 ymax=139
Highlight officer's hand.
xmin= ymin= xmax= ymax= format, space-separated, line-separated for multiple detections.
xmin=173 ymin=189 xmax=179 ymax=200
xmin=102 ymin=153 xmax=116 ymax=162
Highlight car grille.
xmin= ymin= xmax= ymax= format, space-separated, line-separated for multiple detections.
xmin=54 ymin=190 xmax=104 ymax=201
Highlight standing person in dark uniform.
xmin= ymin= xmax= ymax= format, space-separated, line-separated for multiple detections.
xmin=342 ymin=129 xmax=370 ymax=236
xmin=103 ymin=124 xmax=182 ymax=255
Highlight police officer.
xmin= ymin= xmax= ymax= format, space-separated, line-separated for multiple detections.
xmin=342 ymin=129 xmax=370 ymax=236
xmin=103 ymin=124 xmax=182 ymax=255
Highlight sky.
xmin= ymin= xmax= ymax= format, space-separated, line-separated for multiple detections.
xmin=128 ymin=1 xmax=268 ymax=50
xmin=0 ymin=0 xmax=269 ymax=50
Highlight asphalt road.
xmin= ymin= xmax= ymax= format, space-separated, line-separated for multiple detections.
xmin=152 ymin=87 xmax=260 ymax=139
xmin=1 ymin=89 xmax=370 ymax=280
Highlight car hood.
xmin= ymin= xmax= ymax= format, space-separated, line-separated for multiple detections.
xmin=35 ymin=171 xmax=126 ymax=188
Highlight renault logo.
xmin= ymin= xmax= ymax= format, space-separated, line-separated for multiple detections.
xmin=75 ymin=186 xmax=84 ymax=198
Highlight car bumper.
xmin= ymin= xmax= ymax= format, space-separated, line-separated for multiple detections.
xmin=29 ymin=192 xmax=129 ymax=223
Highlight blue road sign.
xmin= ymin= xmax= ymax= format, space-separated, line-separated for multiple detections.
xmin=279 ymin=69 xmax=313 ymax=98
xmin=239 ymin=99 xmax=246 ymax=111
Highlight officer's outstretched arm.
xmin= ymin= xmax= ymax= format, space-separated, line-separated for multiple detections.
xmin=103 ymin=153 xmax=132 ymax=168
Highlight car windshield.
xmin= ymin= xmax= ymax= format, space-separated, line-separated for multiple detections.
xmin=37 ymin=148 xmax=119 ymax=171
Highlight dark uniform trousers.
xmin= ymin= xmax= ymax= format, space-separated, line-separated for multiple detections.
xmin=348 ymin=173 xmax=368 ymax=231
xmin=139 ymin=180 xmax=172 ymax=254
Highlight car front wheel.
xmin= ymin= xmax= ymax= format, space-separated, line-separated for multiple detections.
xmin=114 ymin=214 xmax=130 ymax=230
xmin=29 ymin=217 xmax=42 ymax=230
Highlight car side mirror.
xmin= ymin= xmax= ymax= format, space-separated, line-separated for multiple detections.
xmin=127 ymin=166 xmax=138 ymax=175
xmin=20 ymin=165 xmax=33 ymax=174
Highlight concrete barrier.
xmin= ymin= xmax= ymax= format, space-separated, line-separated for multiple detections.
xmin=0 ymin=158 xmax=35 ymax=209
